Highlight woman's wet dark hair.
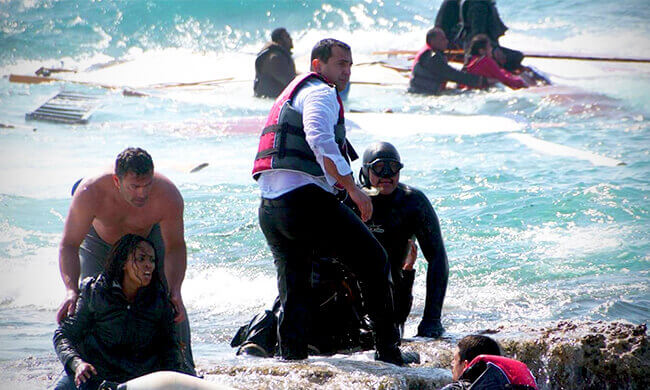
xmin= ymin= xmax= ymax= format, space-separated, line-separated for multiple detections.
xmin=104 ymin=234 xmax=163 ymax=290
xmin=468 ymin=34 xmax=491 ymax=58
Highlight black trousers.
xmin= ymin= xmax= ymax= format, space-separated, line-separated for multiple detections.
xmin=259 ymin=184 xmax=400 ymax=359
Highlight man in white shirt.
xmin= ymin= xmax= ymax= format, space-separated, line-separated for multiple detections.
xmin=251 ymin=39 xmax=406 ymax=365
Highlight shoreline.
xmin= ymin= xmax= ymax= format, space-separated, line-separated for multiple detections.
xmin=4 ymin=320 xmax=647 ymax=389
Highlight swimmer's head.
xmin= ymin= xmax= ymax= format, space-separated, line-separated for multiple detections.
xmin=113 ymin=147 xmax=154 ymax=208
xmin=115 ymin=147 xmax=154 ymax=178
xmin=359 ymin=141 xmax=403 ymax=195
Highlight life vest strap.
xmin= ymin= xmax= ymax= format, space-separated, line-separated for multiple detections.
xmin=255 ymin=147 xmax=318 ymax=163
xmin=261 ymin=123 xmax=306 ymax=137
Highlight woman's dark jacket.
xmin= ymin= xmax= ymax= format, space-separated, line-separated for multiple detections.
xmin=53 ymin=274 xmax=187 ymax=383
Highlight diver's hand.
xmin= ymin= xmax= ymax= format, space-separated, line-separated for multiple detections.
xmin=74 ymin=361 xmax=97 ymax=386
xmin=56 ymin=289 xmax=79 ymax=324
xmin=349 ymin=186 xmax=373 ymax=222
xmin=417 ymin=318 xmax=445 ymax=338
xmin=170 ymin=291 xmax=187 ymax=323
xmin=402 ymin=239 xmax=418 ymax=271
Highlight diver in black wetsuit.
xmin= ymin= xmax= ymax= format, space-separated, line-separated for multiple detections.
xmin=358 ymin=142 xmax=449 ymax=338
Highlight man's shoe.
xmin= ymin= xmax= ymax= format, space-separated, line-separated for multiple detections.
xmin=237 ymin=342 xmax=269 ymax=358
xmin=375 ymin=347 xmax=404 ymax=366
xmin=401 ymin=351 xmax=420 ymax=364
xmin=416 ymin=319 xmax=445 ymax=338
xmin=375 ymin=347 xmax=421 ymax=366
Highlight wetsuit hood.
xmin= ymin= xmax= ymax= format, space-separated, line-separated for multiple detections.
xmin=359 ymin=142 xmax=401 ymax=187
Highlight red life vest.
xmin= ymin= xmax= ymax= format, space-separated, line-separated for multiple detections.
xmin=412 ymin=44 xmax=431 ymax=72
xmin=252 ymin=72 xmax=356 ymax=181
xmin=463 ymin=355 xmax=538 ymax=389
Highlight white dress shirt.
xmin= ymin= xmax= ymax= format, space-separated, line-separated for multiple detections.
xmin=258 ymin=78 xmax=352 ymax=199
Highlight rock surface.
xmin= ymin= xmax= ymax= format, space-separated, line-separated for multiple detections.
xmin=4 ymin=321 xmax=647 ymax=389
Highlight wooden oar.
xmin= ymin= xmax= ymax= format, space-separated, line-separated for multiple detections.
xmin=9 ymin=74 xmax=243 ymax=98
xmin=147 ymin=77 xmax=235 ymax=89
xmin=524 ymin=52 xmax=650 ymax=64
xmin=350 ymin=81 xmax=407 ymax=86
xmin=9 ymin=74 xmax=119 ymax=89
xmin=372 ymin=50 xmax=650 ymax=64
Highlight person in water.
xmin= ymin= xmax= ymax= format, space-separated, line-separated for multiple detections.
xmin=254 ymin=27 xmax=297 ymax=98
xmin=252 ymin=38 xmax=408 ymax=365
xmin=409 ymin=27 xmax=487 ymax=95
xmin=434 ymin=0 xmax=524 ymax=71
xmin=231 ymin=256 xmax=378 ymax=358
xmin=357 ymin=142 xmax=449 ymax=338
xmin=53 ymin=234 xmax=193 ymax=390
xmin=56 ymin=147 xmax=195 ymax=374
xmin=463 ymin=34 xmax=532 ymax=90
xmin=441 ymin=335 xmax=538 ymax=389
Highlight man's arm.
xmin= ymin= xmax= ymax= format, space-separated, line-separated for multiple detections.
xmin=413 ymin=191 xmax=449 ymax=337
xmin=300 ymin=84 xmax=373 ymax=220
xmin=57 ymin=185 xmax=96 ymax=323
xmin=159 ymin=181 xmax=187 ymax=323
xmin=433 ymin=54 xmax=486 ymax=88
xmin=323 ymin=158 xmax=372 ymax=221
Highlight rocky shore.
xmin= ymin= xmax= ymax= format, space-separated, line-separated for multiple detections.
xmin=5 ymin=321 xmax=647 ymax=389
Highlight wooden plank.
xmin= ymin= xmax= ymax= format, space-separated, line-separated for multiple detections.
xmin=9 ymin=74 xmax=118 ymax=89
xmin=371 ymin=50 xmax=650 ymax=63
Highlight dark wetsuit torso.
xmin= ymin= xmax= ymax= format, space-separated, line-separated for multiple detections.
xmin=254 ymin=42 xmax=296 ymax=98
xmin=365 ymin=184 xmax=449 ymax=325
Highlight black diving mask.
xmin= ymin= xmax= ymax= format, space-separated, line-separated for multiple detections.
xmin=366 ymin=159 xmax=403 ymax=178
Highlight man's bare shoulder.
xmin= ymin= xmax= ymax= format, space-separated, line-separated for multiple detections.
xmin=72 ymin=172 xmax=116 ymax=204
xmin=152 ymin=172 xmax=183 ymax=207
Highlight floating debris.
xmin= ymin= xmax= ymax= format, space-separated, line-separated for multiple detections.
xmin=25 ymin=91 xmax=102 ymax=124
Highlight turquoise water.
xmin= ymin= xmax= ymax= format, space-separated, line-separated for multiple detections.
xmin=1 ymin=0 xmax=649 ymax=374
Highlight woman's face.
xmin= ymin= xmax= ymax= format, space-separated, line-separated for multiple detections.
xmin=123 ymin=241 xmax=156 ymax=288
xmin=481 ymin=42 xmax=493 ymax=57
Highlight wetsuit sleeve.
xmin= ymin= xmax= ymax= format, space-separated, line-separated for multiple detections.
xmin=301 ymin=85 xmax=352 ymax=184
xmin=432 ymin=53 xmax=485 ymax=88
xmin=53 ymin=280 xmax=94 ymax=375
xmin=413 ymin=191 xmax=449 ymax=323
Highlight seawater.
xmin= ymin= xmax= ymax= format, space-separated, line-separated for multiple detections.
xmin=0 ymin=0 xmax=649 ymax=378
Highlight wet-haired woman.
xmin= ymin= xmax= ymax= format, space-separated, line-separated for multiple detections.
xmin=463 ymin=34 xmax=531 ymax=90
xmin=53 ymin=234 xmax=191 ymax=389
